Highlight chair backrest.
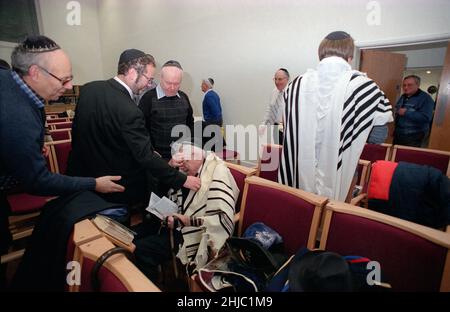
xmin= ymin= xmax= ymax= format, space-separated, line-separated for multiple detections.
xmin=47 ymin=118 xmax=69 ymax=124
xmin=356 ymin=159 xmax=371 ymax=187
xmin=225 ymin=162 xmax=257 ymax=213
xmin=49 ymin=129 xmax=72 ymax=141
xmin=238 ymin=176 xmax=328 ymax=254
xmin=76 ymin=236 xmax=160 ymax=292
xmin=256 ymin=144 xmax=283 ymax=182
xmin=319 ymin=201 xmax=450 ymax=292
xmin=360 ymin=143 xmax=392 ymax=163
xmin=391 ymin=145 xmax=450 ymax=176
xmin=47 ymin=139 xmax=72 ymax=174
xmin=216 ymin=149 xmax=240 ymax=164
xmin=51 ymin=121 xmax=73 ymax=130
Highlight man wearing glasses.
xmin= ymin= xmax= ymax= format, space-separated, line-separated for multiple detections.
xmin=67 ymin=50 xmax=201 ymax=211
xmin=0 ymin=36 xmax=125 ymax=260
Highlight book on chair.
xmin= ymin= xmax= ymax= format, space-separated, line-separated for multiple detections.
xmin=91 ymin=214 xmax=136 ymax=247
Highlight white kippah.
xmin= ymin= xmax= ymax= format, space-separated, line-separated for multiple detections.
xmin=203 ymin=78 xmax=213 ymax=89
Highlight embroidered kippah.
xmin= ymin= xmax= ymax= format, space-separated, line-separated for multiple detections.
xmin=163 ymin=60 xmax=183 ymax=70
xmin=19 ymin=35 xmax=60 ymax=53
xmin=325 ymin=31 xmax=351 ymax=40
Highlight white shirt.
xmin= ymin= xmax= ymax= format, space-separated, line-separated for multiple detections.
xmin=113 ymin=76 xmax=133 ymax=99
xmin=156 ymin=84 xmax=180 ymax=100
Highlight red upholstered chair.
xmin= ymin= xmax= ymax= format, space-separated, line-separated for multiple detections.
xmin=47 ymin=118 xmax=69 ymax=124
xmin=360 ymin=143 xmax=392 ymax=163
xmin=75 ymin=236 xmax=160 ymax=292
xmin=391 ymin=145 xmax=450 ymax=176
xmin=225 ymin=162 xmax=257 ymax=213
xmin=238 ymin=176 xmax=328 ymax=254
xmin=256 ymin=144 xmax=282 ymax=183
xmin=319 ymin=201 xmax=450 ymax=292
xmin=215 ymin=149 xmax=240 ymax=164
xmin=49 ymin=129 xmax=71 ymax=141
xmin=0 ymin=152 xmax=57 ymax=264
xmin=47 ymin=139 xmax=72 ymax=174
xmin=51 ymin=121 xmax=72 ymax=130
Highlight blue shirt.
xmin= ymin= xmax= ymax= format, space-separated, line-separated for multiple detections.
xmin=202 ymin=89 xmax=222 ymax=123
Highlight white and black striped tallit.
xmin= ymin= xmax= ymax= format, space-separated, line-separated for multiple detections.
xmin=170 ymin=152 xmax=239 ymax=270
xmin=279 ymin=56 xmax=392 ymax=201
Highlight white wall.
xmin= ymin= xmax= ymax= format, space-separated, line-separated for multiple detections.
xmin=0 ymin=41 xmax=15 ymax=66
xmin=38 ymin=0 xmax=104 ymax=84
xmin=95 ymin=0 xmax=450 ymax=127
xmin=399 ymin=47 xmax=447 ymax=68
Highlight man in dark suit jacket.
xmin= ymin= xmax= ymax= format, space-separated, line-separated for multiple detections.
xmin=67 ymin=50 xmax=201 ymax=207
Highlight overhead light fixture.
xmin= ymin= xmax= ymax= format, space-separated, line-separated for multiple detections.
xmin=426 ymin=70 xmax=431 ymax=74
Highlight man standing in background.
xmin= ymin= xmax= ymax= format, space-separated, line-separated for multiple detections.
xmin=261 ymin=68 xmax=290 ymax=144
xmin=201 ymin=78 xmax=223 ymax=126
xmin=393 ymin=75 xmax=434 ymax=147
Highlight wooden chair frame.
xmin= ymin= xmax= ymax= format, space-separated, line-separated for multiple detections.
xmin=238 ymin=176 xmax=328 ymax=250
xmin=391 ymin=144 xmax=450 ymax=177
xmin=319 ymin=200 xmax=450 ymax=292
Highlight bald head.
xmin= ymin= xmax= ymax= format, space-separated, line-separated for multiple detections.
xmin=160 ymin=66 xmax=183 ymax=97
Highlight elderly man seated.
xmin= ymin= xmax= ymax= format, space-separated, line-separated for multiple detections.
xmin=133 ymin=142 xmax=239 ymax=281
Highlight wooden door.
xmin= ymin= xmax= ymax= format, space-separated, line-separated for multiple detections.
xmin=429 ymin=42 xmax=450 ymax=151
xmin=359 ymin=50 xmax=407 ymax=143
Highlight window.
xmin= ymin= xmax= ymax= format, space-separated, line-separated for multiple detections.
xmin=0 ymin=0 xmax=39 ymax=43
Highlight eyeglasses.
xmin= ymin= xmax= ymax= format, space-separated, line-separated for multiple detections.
xmin=141 ymin=73 xmax=153 ymax=83
xmin=273 ymin=77 xmax=287 ymax=82
xmin=37 ymin=65 xmax=73 ymax=86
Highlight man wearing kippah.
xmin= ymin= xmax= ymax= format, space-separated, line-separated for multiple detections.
xmin=138 ymin=60 xmax=194 ymax=160
xmin=278 ymin=31 xmax=393 ymax=202
xmin=0 ymin=36 xmax=126 ymax=261
xmin=67 ymin=50 xmax=201 ymax=209
xmin=201 ymin=77 xmax=222 ymax=127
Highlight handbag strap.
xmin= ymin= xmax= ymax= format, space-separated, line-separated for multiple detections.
xmin=91 ymin=246 xmax=135 ymax=292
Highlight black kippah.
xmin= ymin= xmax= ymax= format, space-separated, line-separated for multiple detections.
xmin=163 ymin=60 xmax=183 ymax=70
xmin=118 ymin=49 xmax=146 ymax=65
xmin=325 ymin=31 xmax=351 ymax=40
xmin=20 ymin=35 xmax=60 ymax=53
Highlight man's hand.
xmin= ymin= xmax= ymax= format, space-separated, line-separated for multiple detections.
xmin=167 ymin=213 xmax=190 ymax=229
xmin=168 ymin=152 xmax=184 ymax=167
xmin=95 ymin=176 xmax=125 ymax=193
xmin=183 ymin=176 xmax=201 ymax=191
xmin=397 ymin=108 xmax=407 ymax=116
xmin=41 ymin=145 xmax=50 ymax=158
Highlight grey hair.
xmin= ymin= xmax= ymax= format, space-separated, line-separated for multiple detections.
xmin=11 ymin=47 xmax=52 ymax=77
xmin=202 ymin=78 xmax=213 ymax=89
xmin=404 ymin=75 xmax=421 ymax=86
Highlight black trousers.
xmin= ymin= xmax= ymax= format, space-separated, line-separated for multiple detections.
xmin=0 ymin=192 xmax=11 ymax=255
xmin=132 ymin=214 xmax=183 ymax=281
xmin=393 ymin=131 xmax=425 ymax=147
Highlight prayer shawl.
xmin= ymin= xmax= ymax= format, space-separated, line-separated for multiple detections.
xmin=279 ymin=56 xmax=393 ymax=201
xmin=171 ymin=152 xmax=239 ymax=270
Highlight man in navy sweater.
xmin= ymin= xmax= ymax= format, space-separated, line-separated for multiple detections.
xmin=394 ymin=75 xmax=434 ymax=147
xmin=0 ymin=36 xmax=124 ymax=258
xmin=201 ymin=78 xmax=223 ymax=126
